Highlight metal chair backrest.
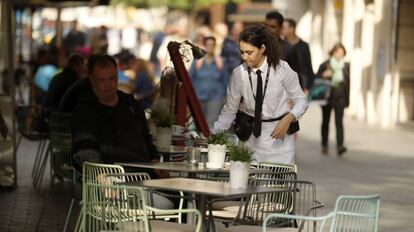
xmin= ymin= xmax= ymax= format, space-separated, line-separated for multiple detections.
xmin=81 ymin=162 xmax=126 ymax=232
xmin=261 ymin=179 xmax=322 ymax=232
xmin=48 ymin=111 xmax=72 ymax=134
xmin=82 ymin=162 xmax=125 ymax=185
xmin=257 ymin=161 xmax=297 ymax=173
xmin=330 ymin=195 xmax=380 ymax=232
xmin=84 ymin=182 xmax=148 ymax=232
xmin=15 ymin=105 xmax=48 ymax=139
xmin=236 ymin=177 xmax=296 ymax=226
xmin=49 ymin=131 xmax=73 ymax=179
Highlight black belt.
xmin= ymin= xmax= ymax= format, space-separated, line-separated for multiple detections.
xmin=261 ymin=113 xmax=288 ymax=122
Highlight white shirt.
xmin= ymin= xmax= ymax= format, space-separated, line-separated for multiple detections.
xmin=214 ymin=58 xmax=308 ymax=131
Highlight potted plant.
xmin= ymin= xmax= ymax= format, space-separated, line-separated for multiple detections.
xmin=206 ymin=131 xmax=228 ymax=169
xmin=228 ymin=144 xmax=253 ymax=189
xmin=150 ymin=108 xmax=174 ymax=150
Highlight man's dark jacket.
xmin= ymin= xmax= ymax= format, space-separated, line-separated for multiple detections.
xmin=72 ymin=89 xmax=159 ymax=170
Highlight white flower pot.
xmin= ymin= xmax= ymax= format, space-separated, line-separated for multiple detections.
xmin=230 ymin=161 xmax=249 ymax=189
xmin=207 ymin=144 xmax=227 ymax=169
xmin=156 ymin=127 xmax=171 ymax=150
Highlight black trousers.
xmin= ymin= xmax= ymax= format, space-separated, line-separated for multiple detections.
xmin=321 ymin=105 xmax=345 ymax=147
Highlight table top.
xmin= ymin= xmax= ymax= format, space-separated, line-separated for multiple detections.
xmin=129 ymin=178 xmax=282 ymax=197
xmin=157 ymin=145 xmax=208 ymax=154
xmin=116 ymin=161 xmax=276 ymax=174
xmin=116 ymin=161 xmax=225 ymax=173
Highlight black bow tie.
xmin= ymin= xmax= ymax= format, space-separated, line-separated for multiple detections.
xmin=253 ymin=69 xmax=263 ymax=137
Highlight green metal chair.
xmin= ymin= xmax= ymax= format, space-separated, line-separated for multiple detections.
xmin=32 ymin=111 xmax=72 ymax=189
xmin=83 ymin=182 xmax=202 ymax=232
xmin=104 ymin=173 xmax=186 ymax=223
xmin=75 ymin=162 xmax=127 ymax=231
xmin=263 ymin=194 xmax=380 ymax=232
xmin=207 ymin=173 xmax=297 ymax=232
xmin=78 ymin=162 xmax=187 ymax=231
xmin=214 ymin=178 xmax=323 ymax=232
xmin=35 ymin=131 xmax=75 ymax=232
xmin=15 ymin=106 xmax=49 ymax=184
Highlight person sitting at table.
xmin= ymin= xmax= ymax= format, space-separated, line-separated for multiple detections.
xmin=72 ymin=54 xmax=160 ymax=173
xmin=72 ymin=55 xmax=176 ymax=211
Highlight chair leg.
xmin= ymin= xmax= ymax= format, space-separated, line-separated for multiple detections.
xmin=37 ymin=148 xmax=50 ymax=189
xmin=63 ymin=175 xmax=78 ymax=232
xmin=63 ymin=197 xmax=75 ymax=232
xmin=15 ymin=135 xmax=22 ymax=152
xmin=73 ymin=208 xmax=84 ymax=232
xmin=33 ymin=144 xmax=50 ymax=189
xmin=32 ymin=140 xmax=47 ymax=186
xmin=32 ymin=139 xmax=46 ymax=178
xmin=35 ymin=174 xmax=55 ymax=232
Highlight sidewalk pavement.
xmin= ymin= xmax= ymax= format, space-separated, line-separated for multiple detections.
xmin=296 ymin=104 xmax=414 ymax=232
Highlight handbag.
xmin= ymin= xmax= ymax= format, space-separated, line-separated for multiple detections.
xmin=234 ymin=110 xmax=254 ymax=142
xmin=308 ymin=79 xmax=331 ymax=105
xmin=234 ymin=111 xmax=300 ymax=141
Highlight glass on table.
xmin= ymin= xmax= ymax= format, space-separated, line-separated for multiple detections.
xmin=186 ymin=147 xmax=201 ymax=165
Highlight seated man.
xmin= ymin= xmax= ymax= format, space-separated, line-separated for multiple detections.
xmin=43 ymin=53 xmax=86 ymax=114
xmin=72 ymin=54 xmax=159 ymax=171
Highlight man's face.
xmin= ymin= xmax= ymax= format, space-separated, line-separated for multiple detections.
xmin=281 ymin=21 xmax=293 ymax=38
xmin=239 ymin=41 xmax=265 ymax=68
xmin=90 ymin=64 xmax=118 ymax=103
xmin=265 ymin=19 xmax=281 ymax=37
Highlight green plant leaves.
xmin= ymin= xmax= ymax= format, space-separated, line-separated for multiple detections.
xmin=228 ymin=144 xmax=252 ymax=163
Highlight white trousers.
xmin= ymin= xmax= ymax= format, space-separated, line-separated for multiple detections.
xmin=245 ymin=121 xmax=295 ymax=164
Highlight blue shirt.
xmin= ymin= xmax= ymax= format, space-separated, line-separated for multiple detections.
xmin=34 ymin=64 xmax=58 ymax=92
xmin=189 ymin=58 xmax=229 ymax=101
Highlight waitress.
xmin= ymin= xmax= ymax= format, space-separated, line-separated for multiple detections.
xmin=213 ymin=25 xmax=308 ymax=164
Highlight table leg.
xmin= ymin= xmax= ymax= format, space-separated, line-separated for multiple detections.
xmin=197 ymin=194 xmax=207 ymax=232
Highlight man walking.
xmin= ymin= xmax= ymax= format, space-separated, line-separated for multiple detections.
xmin=265 ymin=11 xmax=303 ymax=88
xmin=282 ymin=18 xmax=315 ymax=91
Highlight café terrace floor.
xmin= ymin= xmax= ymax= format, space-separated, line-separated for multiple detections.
xmin=0 ymin=105 xmax=414 ymax=232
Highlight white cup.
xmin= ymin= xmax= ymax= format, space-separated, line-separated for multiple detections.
xmin=172 ymin=125 xmax=185 ymax=135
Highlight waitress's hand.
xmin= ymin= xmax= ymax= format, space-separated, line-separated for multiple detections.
xmin=271 ymin=113 xmax=295 ymax=140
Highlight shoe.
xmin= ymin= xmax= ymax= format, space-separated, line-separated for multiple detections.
xmin=321 ymin=146 xmax=328 ymax=155
xmin=337 ymin=146 xmax=347 ymax=156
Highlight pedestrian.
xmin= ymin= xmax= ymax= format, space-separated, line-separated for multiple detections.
xmin=317 ymin=43 xmax=350 ymax=156
xmin=213 ymin=25 xmax=308 ymax=164
xmin=43 ymin=53 xmax=86 ymax=113
xmin=63 ymin=20 xmax=86 ymax=55
xmin=265 ymin=11 xmax=303 ymax=88
xmin=129 ymin=58 xmax=156 ymax=109
xmin=221 ymin=21 xmax=244 ymax=78
xmin=282 ymin=18 xmax=315 ymax=91
xmin=189 ymin=36 xmax=229 ymax=128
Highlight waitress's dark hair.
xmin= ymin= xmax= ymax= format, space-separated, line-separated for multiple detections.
xmin=239 ymin=24 xmax=280 ymax=69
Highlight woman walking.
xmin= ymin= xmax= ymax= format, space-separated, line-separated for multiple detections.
xmin=317 ymin=43 xmax=350 ymax=156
